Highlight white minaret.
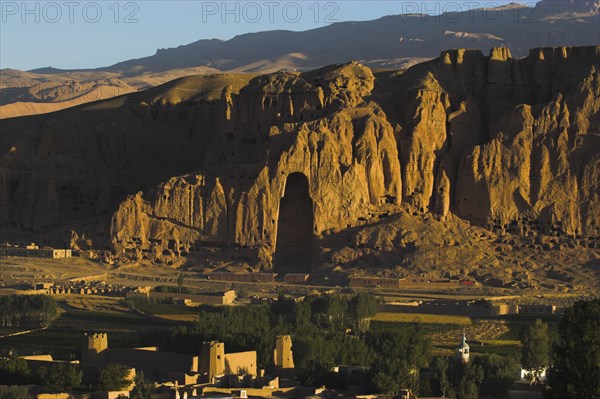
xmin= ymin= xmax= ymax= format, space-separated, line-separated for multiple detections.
xmin=456 ymin=333 xmax=470 ymax=363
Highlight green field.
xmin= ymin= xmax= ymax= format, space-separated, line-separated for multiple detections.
xmin=0 ymin=327 xmax=146 ymax=358
xmin=497 ymin=317 xmax=560 ymax=341
xmin=0 ymin=296 xmax=189 ymax=359
xmin=370 ymin=311 xmax=526 ymax=359
xmin=373 ymin=312 xmax=472 ymax=325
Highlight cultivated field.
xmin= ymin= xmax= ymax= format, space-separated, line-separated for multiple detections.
xmin=372 ymin=312 xmax=472 ymax=325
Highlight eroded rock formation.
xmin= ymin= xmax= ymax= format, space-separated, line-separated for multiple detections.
xmin=1 ymin=47 xmax=598 ymax=269
xmin=110 ymin=63 xmax=402 ymax=266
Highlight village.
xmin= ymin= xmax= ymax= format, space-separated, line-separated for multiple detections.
xmin=1 ymin=243 xmax=578 ymax=399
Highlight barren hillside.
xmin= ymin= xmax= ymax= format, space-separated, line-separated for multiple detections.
xmin=1 ymin=0 xmax=598 ymax=118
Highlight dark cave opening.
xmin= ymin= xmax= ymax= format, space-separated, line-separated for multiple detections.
xmin=274 ymin=173 xmax=314 ymax=273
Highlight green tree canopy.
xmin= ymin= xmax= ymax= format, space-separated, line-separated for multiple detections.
xmin=96 ymin=364 xmax=132 ymax=392
xmin=456 ymin=363 xmax=484 ymax=399
xmin=310 ymin=294 xmax=348 ymax=328
xmin=43 ymin=363 xmax=83 ymax=391
xmin=297 ymin=359 xmax=335 ymax=387
xmin=521 ymin=319 xmax=550 ymax=371
xmin=130 ymin=372 xmax=155 ymax=399
xmin=371 ymin=357 xmax=418 ymax=395
xmin=473 ymin=354 xmax=519 ymax=398
xmin=0 ymin=358 xmax=31 ymax=385
xmin=0 ymin=295 xmax=59 ymax=328
xmin=349 ymin=293 xmax=378 ymax=333
xmin=177 ymin=271 xmax=185 ymax=293
xmin=547 ymin=299 xmax=600 ymax=399
xmin=429 ymin=356 xmax=453 ymax=398
xmin=0 ymin=386 xmax=30 ymax=399
xmin=367 ymin=328 xmax=431 ymax=394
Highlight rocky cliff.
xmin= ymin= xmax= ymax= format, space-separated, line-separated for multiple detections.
xmin=1 ymin=46 xmax=598 ymax=273
xmin=110 ymin=63 xmax=403 ymax=267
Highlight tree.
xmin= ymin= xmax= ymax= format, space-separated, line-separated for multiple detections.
xmin=349 ymin=293 xmax=378 ymax=333
xmin=0 ymin=386 xmax=30 ymax=399
xmin=546 ymin=299 xmax=600 ymax=399
xmin=130 ymin=372 xmax=155 ymax=399
xmin=0 ymin=357 xmax=31 ymax=385
xmin=429 ymin=356 xmax=453 ymax=398
xmin=367 ymin=329 xmax=430 ymax=394
xmin=293 ymin=334 xmax=328 ymax=370
xmin=294 ymin=301 xmax=312 ymax=330
xmin=473 ymin=354 xmax=519 ymax=397
xmin=177 ymin=271 xmax=185 ymax=294
xmin=44 ymin=363 xmax=83 ymax=391
xmin=96 ymin=364 xmax=132 ymax=392
xmin=456 ymin=363 xmax=484 ymax=399
xmin=236 ymin=287 xmax=249 ymax=300
xmin=0 ymin=295 xmax=59 ymax=328
xmin=311 ymin=294 xmax=348 ymax=328
xmin=371 ymin=357 xmax=418 ymax=395
xmin=297 ymin=360 xmax=335 ymax=387
xmin=521 ymin=319 xmax=550 ymax=383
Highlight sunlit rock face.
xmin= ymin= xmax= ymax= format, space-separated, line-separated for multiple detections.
xmin=109 ymin=62 xmax=403 ymax=266
xmin=380 ymin=46 xmax=600 ymax=238
xmin=1 ymin=47 xmax=599 ymax=267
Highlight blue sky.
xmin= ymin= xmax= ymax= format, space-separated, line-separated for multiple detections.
xmin=0 ymin=0 xmax=540 ymax=70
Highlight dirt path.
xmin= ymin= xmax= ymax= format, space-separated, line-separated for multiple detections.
xmin=0 ymin=326 xmax=48 ymax=339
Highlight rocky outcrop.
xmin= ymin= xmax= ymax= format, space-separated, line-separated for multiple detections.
xmin=110 ymin=63 xmax=402 ymax=265
xmin=454 ymin=50 xmax=600 ymax=237
xmin=1 ymin=47 xmax=598 ymax=268
xmin=381 ymin=45 xmax=600 ymax=237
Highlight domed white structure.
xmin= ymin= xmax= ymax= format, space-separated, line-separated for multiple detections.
xmin=456 ymin=333 xmax=470 ymax=363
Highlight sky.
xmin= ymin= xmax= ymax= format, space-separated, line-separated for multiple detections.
xmin=0 ymin=0 xmax=541 ymax=71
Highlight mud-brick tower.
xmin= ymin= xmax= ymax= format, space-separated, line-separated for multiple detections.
xmin=200 ymin=341 xmax=225 ymax=382
xmin=274 ymin=335 xmax=294 ymax=368
xmin=81 ymin=332 xmax=108 ymax=365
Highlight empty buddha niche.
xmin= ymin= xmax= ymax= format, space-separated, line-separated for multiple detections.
xmin=274 ymin=173 xmax=314 ymax=273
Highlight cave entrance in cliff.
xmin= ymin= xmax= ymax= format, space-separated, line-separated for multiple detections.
xmin=274 ymin=173 xmax=314 ymax=273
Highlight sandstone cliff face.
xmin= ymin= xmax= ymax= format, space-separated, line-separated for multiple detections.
xmin=453 ymin=49 xmax=600 ymax=237
xmin=111 ymin=63 xmax=402 ymax=265
xmin=0 ymin=74 xmax=255 ymax=244
xmin=1 ymin=47 xmax=598 ymax=268
xmin=379 ymin=46 xmax=600 ymax=238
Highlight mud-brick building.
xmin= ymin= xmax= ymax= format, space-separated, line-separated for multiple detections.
xmin=284 ymin=273 xmax=310 ymax=283
xmin=1 ymin=244 xmax=72 ymax=259
xmin=349 ymin=276 xmax=403 ymax=289
xmin=81 ymin=333 xmax=258 ymax=383
xmin=209 ymin=271 xmax=277 ymax=283
xmin=518 ymin=304 xmax=557 ymax=315
xmin=143 ymin=289 xmax=237 ymax=306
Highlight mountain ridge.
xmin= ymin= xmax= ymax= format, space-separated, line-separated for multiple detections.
xmin=1 ymin=0 xmax=597 ymax=119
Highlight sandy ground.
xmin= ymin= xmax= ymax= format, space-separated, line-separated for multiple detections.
xmin=1 ymin=256 xmax=595 ymax=310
